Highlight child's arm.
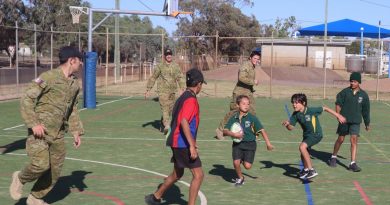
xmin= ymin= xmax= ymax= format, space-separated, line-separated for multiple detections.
xmin=282 ymin=120 xmax=294 ymax=131
xmin=258 ymin=129 xmax=274 ymax=151
xmin=223 ymin=129 xmax=243 ymax=140
xmin=323 ymin=106 xmax=346 ymax=124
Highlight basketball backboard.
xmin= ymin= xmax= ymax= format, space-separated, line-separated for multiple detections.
xmin=163 ymin=0 xmax=179 ymax=17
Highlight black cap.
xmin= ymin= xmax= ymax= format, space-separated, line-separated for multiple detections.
xmin=186 ymin=68 xmax=206 ymax=86
xmin=59 ymin=46 xmax=83 ymax=64
xmin=164 ymin=48 xmax=173 ymax=56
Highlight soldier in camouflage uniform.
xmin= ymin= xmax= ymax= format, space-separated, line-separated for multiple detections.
xmin=9 ymin=46 xmax=84 ymax=205
xmin=215 ymin=51 xmax=261 ymax=140
xmin=145 ymin=48 xmax=186 ymax=134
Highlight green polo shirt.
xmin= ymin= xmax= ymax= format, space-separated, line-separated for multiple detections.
xmin=336 ymin=87 xmax=370 ymax=126
xmin=289 ymin=107 xmax=323 ymax=139
xmin=224 ymin=112 xmax=264 ymax=142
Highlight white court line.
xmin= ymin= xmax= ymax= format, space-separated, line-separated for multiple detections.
xmin=3 ymin=96 xmax=133 ymax=131
xmin=383 ymin=102 xmax=390 ymax=108
xmin=2 ymin=134 xmax=390 ymax=146
xmin=6 ymin=153 xmax=207 ymax=205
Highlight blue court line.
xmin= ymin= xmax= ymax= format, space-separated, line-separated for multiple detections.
xmin=299 ymin=161 xmax=314 ymax=205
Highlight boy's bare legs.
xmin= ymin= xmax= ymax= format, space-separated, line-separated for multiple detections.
xmin=299 ymin=143 xmax=312 ymax=169
xmin=332 ymin=135 xmax=345 ymax=156
xmin=188 ymin=167 xmax=204 ymax=205
xmin=154 ymin=165 xmax=184 ymax=200
xmin=350 ymin=135 xmax=358 ymax=162
xmin=243 ymin=162 xmax=252 ymax=170
xmin=233 ymin=159 xmax=243 ymax=179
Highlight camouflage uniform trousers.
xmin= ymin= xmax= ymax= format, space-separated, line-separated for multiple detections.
xmin=218 ymin=87 xmax=256 ymax=131
xmin=159 ymin=92 xmax=176 ymax=128
xmin=18 ymin=134 xmax=66 ymax=199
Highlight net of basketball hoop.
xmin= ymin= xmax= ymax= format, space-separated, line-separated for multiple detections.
xmin=69 ymin=6 xmax=88 ymax=24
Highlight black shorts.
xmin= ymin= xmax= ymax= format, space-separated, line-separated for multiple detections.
xmin=170 ymin=148 xmax=202 ymax=169
xmin=232 ymin=141 xmax=257 ymax=164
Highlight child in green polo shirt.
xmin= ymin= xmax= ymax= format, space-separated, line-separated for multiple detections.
xmin=328 ymin=72 xmax=370 ymax=172
xmin=223 ymin=95 xmax=274 ymax=187
xmin=282 ymin=93 xmax=346 ymax=180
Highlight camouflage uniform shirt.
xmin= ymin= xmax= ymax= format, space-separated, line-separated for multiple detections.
xmin=146 ymin=61 xmax=185 ymax=94
xmin=20 ymin=68 xmax=84 ymax=138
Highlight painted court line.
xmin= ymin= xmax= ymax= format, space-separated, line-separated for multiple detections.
xmin=360 ymin=134 xmax=390 ymax=162
xmin=2 ymin=96 xmax=133 ymax=131
xmin=6 ymin=153 xmax=208 ymax=205
xmin=299 ymin=161 xmax=314 ymax=205
xmin=353 ymin=181 xmax=373 ymax=205
xmin=2 ymin=134 xmax=390 ymax=147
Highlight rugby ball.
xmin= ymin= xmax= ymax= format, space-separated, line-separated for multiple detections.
xmin=230 ymin=122 xmax=243 ymax=143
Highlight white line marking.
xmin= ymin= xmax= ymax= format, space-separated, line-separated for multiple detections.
xmin=6 ymin=153 xmax=207 ymax=205
xmin=3 ymin=96 xmax=133 ymax=131
xmin=383 ymin=102 xmax=390 ymax=108
xmin=2 ymin=134 xmax=390 ymax=146
xmin=3 ymin=124 xmax=24 ymax=131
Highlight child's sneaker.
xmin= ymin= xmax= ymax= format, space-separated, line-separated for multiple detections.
xmin=234 ymin=177 xmax=245 ymax=187
xmin=306 ymin=169 xmax=318 ymax=179
xmin=144 ymin=194 xmax=161 ymax=205
xmin=328 ymin=157 xmax=337 ymax=167
xmin=349 ymin=162 xmax=362 ymax=172
xmin=298 ymin=169 xmax=309 ymax=179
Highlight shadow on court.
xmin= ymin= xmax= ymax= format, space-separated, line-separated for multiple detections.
xmin=158 ymin=183 xmax=187 ymax=205
xmin=142 ymin=119 xmax=162 ymax=131
xmin=208 ymin=164 xmax=258 ymax=183
xmin=44 ymin=170 xmax=91 ymax=203
xmin=0 ymin=138 xmax=26 ymax=154
xmin=259 ymin=160 xmax=301 ymax=179
xmin=14 ymin=170 xmax=91 ymax=205
xmin=308 ymin=148 xmax=349 ymax=169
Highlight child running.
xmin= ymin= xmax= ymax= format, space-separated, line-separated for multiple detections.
xmin=282 ymin=93 xmax=346 ymax=179
xmin=223 ymin=95 xmax=274 ymax=187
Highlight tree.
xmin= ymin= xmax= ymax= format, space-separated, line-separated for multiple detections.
xmin=175 ymin=0 xmax=260 ymax=57
xmin=0 ymin=0 xmax=27 ymax=57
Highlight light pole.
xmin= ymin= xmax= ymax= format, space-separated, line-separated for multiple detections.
xmin=360 ymin=27 xmax=364 ymax=56
xmin=322 ymin=0 xmax=328 ymax=99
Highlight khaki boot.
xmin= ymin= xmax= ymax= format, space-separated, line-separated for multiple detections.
xmin=27 ymin=194 xmax=50 ymax=205
xmin=215 ymin=128 xmax=225 ymax=140
xmin=9 ymin=171 xmax=23 ymax=200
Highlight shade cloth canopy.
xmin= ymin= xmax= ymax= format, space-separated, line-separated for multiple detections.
xmin=298 ymin=19 xmax=390 ymax=38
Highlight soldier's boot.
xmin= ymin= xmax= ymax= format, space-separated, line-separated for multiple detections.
xmin=215 ymin=128 xmax=225 ymax=140
xmin=26 ymin=194 xmax=50 ymax=205
xmin=10 ymin=171 xmax=23 ymax=200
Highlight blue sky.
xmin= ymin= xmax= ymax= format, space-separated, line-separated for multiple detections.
xmin=89 ymin=0 xmax=390 ymax=35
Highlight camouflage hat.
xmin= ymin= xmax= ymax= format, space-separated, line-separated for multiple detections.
xmin=186 ymin=68 xmax=206 ymax=86
xmin=164 ymin=48 xmax=173 ymax=56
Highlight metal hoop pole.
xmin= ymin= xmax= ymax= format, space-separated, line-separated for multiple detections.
xmin=88 ymin=9 xmax=93 ymax=51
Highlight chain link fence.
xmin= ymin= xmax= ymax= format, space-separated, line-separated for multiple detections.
xmin=1 ymin=23 xmax=389 ymax=101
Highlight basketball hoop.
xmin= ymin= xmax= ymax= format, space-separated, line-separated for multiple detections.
xmin=69 ymin=6 xmax=89 ymax=24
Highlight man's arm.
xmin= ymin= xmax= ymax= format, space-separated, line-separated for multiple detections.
xmin=68 ymin=90 xmax=84 ymax=148
xmin=20 ymin=79 xmax=47 ymax=137
xmin=323 ymin=106 xmax=346 ymax=124
xmin=145 ymin=64 xmax=161 ymax=98
xmin=181 ymin=118 xmax=198 ymax=160
xmin=362 ymin=94 xmax=370 ymax=131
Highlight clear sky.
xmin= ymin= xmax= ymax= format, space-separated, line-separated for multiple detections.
xmin=89 ymin=0 xmax=390 ymax=35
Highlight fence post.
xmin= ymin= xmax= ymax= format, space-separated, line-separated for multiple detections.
xmin=15 ymin=21 xmax=19 ymax=95
xmin=105 ymin=27 xmax=109 ymax=95
xmin=215 ymin=31 xmax=218 ymax=69
xmin=50 ymin=25 xmax=53 ymax=70
xmin=34 ymin=24 xmax=37 ymax=79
